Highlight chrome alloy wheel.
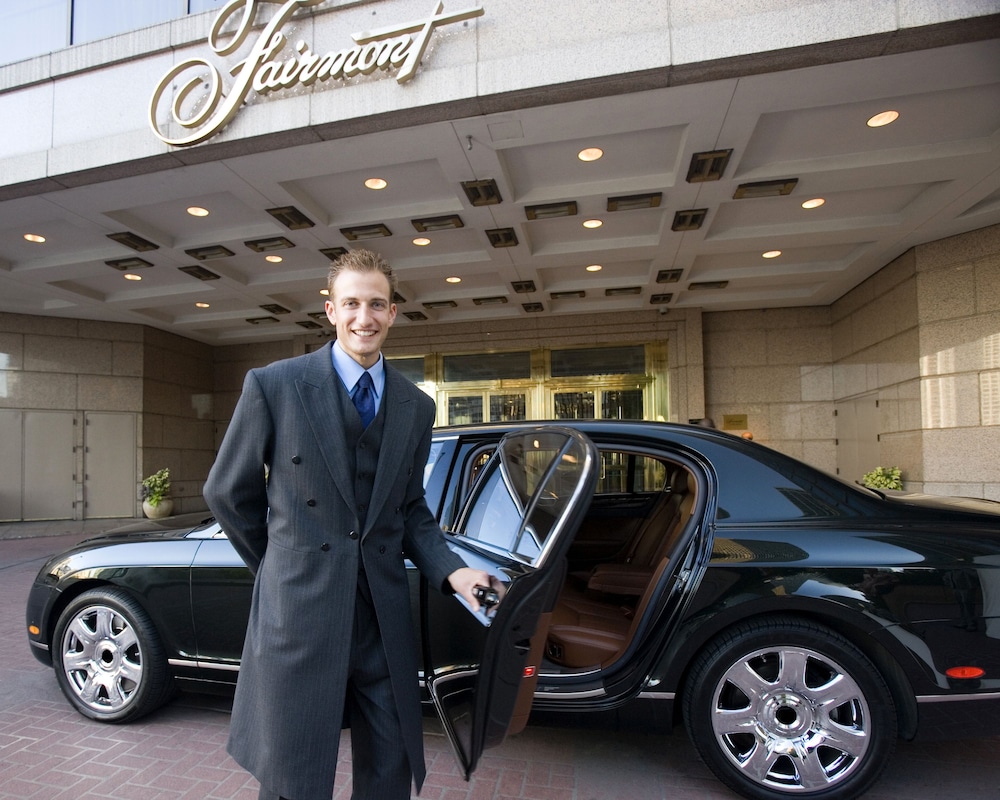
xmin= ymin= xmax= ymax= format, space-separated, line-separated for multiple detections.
xmin=60 ymin=603 xmax=144 ymax=714
xmin=710 ymin=644 xmax=871 ymax=792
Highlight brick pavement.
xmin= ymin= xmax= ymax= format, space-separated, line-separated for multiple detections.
xmin=2 ymin=529 xmax=999 ymax=799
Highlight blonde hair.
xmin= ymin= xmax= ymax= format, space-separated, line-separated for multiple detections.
xmin=326 ymin=249 xmax=397 ymax=298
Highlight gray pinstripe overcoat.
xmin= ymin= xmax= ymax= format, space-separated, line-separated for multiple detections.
xmin=204 ymin=343 xmax=465 ymax=798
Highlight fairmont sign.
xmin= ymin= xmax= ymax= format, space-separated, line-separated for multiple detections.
xmin=149 ymin=0 xmax=484 ymax=147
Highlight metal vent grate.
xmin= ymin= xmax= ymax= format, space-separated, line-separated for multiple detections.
xmin=259 ymin=304 xmax=290 ymax=314
xmin=650 ymin=293 xmax=673 ymax=304
xmin=340 ymin=224 xmax=391 ymax=241
xmin=686 ymin=150 xmax=732 ymax=183
xmin=733 ymin=179 xmax=798 ymax=199
xmin=656 ymin=269 xmax=683 ymax=283
xmin=487 ymin=228 xmax=518 ymax=248
xmin=107 ymin=231 xmax=159 ymax=252
xmin=266 ymin=206 xmax=315 ymax=229
xmin=522 ymin=302 xmax=544 ymax=312
xmin=412 ymin=215 xmax=464 ymax=232
xmin=672 ymin=209 xmax=708 ymax=231
xmin=105 ymin=257 xmax=153 ymax=271
xmin=607 ymin=192 xmax=661 ymax=212
xmin=511 ymin=280 xmax=535 ymax=293
xmin=185 ymin=245 xmax=235 ymax=260
xmin=526 ymin=201 xmax=577 ymax=220
xmin=461 ymin=179 xmax=503 ymax=206
xmin=245 ymin=236 xmax=295 ymax=252
xmin=320 ymin=247 xmax=348 ymax=260
xmin=403 ymin=311 xmax=428 ymax=321
xmin=178 ymin=265 xmax=220 ymax=281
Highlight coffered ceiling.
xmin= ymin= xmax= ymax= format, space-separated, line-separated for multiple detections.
xmin=1 ymin=35 xmax=999 ymax=345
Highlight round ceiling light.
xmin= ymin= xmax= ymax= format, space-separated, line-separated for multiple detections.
xmin=802 ymin=198 xmax=826 ymax=209
xmin=365 ymin=178 xmax=388 ymax=190
xmin=196 ymin=302 xmax=210 ymax=308
xmin=24 ymin=233 xmax=46 ymax=243
xmin=582 ymin=219 xmax=603 ymax=229
xmin=187 ymin=206 xmax=210 ymax=217
xmin=586 ymin=264 xmax=603 ymax=272
xmin=413 ymin=237 xmax=431 ymax=246
xmin=446 ymin=276 xmax=462 ymax=283
xmin=265 ymin=255 xmax=283 ymax=263
xmin=123 ymin=273 xmax=142 ymax=281
xmin=762 ymin=250 xmax=782 ymax=259
xmin=867 ymin=110 xmax=899 ymax=128
xmin=577 ymin=147 xmax=604 ymax=162
xmin=319 ymin=288 xmax=330 ymax=296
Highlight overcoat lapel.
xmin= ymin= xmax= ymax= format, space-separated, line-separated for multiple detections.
xmin=295 ymin=344 xmax=356 ymax=510
xmin=364 ymin=366 xmax=413 ymax=536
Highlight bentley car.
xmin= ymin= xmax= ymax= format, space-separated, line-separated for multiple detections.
xmin=26 ymin=422 xmax=1000 ymax=800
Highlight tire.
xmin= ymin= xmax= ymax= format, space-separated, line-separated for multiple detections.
xmin=51 ymin=587 xmax=176 ymax=723
xmin=683 ymin=617 xmax=896 ymax=800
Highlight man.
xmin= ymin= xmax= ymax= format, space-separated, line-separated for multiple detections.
xmin=204 ymin=249 xmax=492 ymax=800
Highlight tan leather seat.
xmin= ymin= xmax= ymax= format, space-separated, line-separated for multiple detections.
xmin=545 ymin=470 xmax=698 ymax=668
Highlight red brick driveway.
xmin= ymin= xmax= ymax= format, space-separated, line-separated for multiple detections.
xmin=2 ymin=527 xmax=998 ymax=799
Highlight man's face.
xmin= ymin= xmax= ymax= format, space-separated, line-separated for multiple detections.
xmin=325 ymin=269 xmax=397 ymax=367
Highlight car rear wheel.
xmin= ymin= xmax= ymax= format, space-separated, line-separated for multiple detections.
xmin=52 ymin=587 xmax=175 ymax=723
xmin=683 ymin=617 xmax=896 ymax=800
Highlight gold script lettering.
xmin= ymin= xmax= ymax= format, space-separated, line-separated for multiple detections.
xmin=149 ymin=0 xmax=484 ymax=147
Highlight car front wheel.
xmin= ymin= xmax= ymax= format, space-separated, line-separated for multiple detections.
xmin=52 ymin=587 xmax=175 ymax=723
xmin=684 ymin=617 xmax=896 ymax=800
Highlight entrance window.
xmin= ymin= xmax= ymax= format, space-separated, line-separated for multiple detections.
xmin=554 ymin=392 xmax=595 ymax=420
xmin=602 ymin=389 xmax=643 ymax=420
xmin=448 ymin=396 xmax=483 ymax=425
xmin=490 ymin=394 xmax=526 ymax=422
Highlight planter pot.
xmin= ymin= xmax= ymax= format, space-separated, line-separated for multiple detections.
xmin=142 ymin=498 xmax=173 ymax=519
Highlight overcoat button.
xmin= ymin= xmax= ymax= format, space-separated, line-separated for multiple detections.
xmin=358 ymin=503 xmax=366 ymax=512
xmin=307 ymin=498 xmax=316 ymax=507
xmin=292 ymin=456 xmax=301 ymax=464
xmin=320 ymin=543 xmax=330 ymax=551
xmin=379 ymin=545 xmax=386 ymax=554
xmin=348 ymin=530 xmax=359 ymax=540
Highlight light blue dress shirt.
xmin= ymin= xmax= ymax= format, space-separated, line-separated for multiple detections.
xmin=331 ymin=340 xmax=385 ymax=417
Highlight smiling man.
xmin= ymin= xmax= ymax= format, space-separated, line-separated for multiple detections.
xmin=204 ymin=249 xmax=491 ymax=800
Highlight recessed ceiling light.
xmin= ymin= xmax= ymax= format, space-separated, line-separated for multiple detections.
xmin=867 ymin=110 xmax=899 ymax=128
xmin=577 ymin=147 xmax=603 ymax=162
xmin=265 ymin=255 xmax=283 ymax=263
xmin=413 ymin=237 xmax=431 ymax=246
xmin=187 ymin=206 xmax=209 ymax=217
xmin=364 ymin=178 xmax=388 ymax=190
xmin=320 ymin=288 xmax=330 ymax=296
xmin=762 ymin=250 xmax=782 ymax=259
xmin=446 ymin=276 xmax=462 ymax=284
xmin=586 ymin=264 xmax=602 ymax=272
xmin=196 ymin=302 xmax=210 ymax=308
xmin=24 ymin=233 xmax=45 ymax=243
xmin=802 ymin=198 xmax=826 ymax=209
xmin=582 ymin=219 xmax=603 ymax=229
xmin=123 ymin=273 xmax=142 ymax=281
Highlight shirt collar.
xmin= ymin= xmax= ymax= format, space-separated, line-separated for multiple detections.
xmin=332 ymin=340 xmax=385 ymax=398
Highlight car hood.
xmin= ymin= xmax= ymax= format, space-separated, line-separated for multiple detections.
xmin=880 ymin=491 xmax=1000 ymax=518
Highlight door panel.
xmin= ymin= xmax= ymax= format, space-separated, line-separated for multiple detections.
xmin=84 ymin=411 xmax=136 ymax=518
xmin=423 ymin=426 xmax=598 ymax=778
xmin=0 ymin=410 xmax=23 ymax=520
xmin=23 ymin=410 xmax=75 ymax=520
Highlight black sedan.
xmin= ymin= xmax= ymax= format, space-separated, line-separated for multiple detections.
xmin=26 ymin=421 xmax=1000 ymax=800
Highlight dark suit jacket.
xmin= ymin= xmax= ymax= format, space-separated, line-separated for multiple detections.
xmin=204 ymin=343 xmax=465 ymax=798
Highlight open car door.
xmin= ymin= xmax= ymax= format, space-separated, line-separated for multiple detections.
xmin=422 ymin=426 xmax=598 ymax=778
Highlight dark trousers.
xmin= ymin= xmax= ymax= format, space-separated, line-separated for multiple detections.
xmin=259 ymin=581 xmax=412 ymax=800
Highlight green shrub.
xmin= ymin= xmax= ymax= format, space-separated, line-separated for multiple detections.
xmin=141 ymin=468 xmax=171 ymax=506
xmin=862 ymin=465 xmax=902 ymax=490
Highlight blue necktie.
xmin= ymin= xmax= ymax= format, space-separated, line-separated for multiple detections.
xmin=353 ymin=371 xmax=375 ymax=428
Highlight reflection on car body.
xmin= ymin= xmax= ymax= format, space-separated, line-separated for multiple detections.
xmin=25 ymin=420 xmax=1000 ymax=800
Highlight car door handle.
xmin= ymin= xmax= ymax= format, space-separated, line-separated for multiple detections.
xmin=473 ymin=585 xmax=501 ymax=608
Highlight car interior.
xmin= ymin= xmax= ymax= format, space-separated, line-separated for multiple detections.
xmin=463 ymin=446 xmax=700 ymax=673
